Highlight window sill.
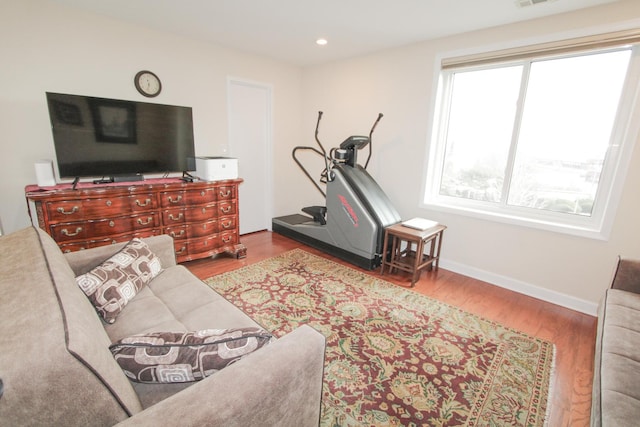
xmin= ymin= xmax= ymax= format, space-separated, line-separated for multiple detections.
xmin=422 ymin=200 xmax=610 ymax=241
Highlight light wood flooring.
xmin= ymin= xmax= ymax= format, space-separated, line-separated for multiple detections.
xmin=184 ymin=230 xmax=597 ymax=427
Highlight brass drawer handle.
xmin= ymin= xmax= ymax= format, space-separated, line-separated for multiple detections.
xmin=170 ymin=230 xmax=185 ymax=238
xmin=220 ymin=205 xmax=232 ymax=214
xmin=176 ymin=246 xmax=187 ymax=254
xmin=221 ymin=221 xmax=232 ymax=229
xmin=57 ymin=206 xmax=79 ymax=215
xmin=106 ymin=200 xmax=112 ymax=207
xmin=136 ymin=199 xmax=151 ymax=207
xmin=168 ymin=213 xmax=184 ymax=221
xmin=61 ymin=227 xmax=82 ymax=237
xmin=222 ymin=235 xmax=233 ymax=243
xmin=168 ymin=195 xmax=182 ymax=204
xmin=219 ymin=190 xmax=231 ymax=198
xmin=109 ymin=221 xmax=115 ymax=227
xmin=137 ymin=217 xmax=153 ymax=225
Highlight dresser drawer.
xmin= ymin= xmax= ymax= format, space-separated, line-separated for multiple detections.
xmin=173 ymin=231 xmax=239 ymax=261
xmin=188 ymin=232 xmax=238 ymax=251
xmin=46 ymin=194 xmax=156 ymax=222
xmin=173 ymin=240 xmax=189 ymax=258
xmin=187 ymin=219 xmax=218 ymax=238
xmin=164 ymin=219 xmax=218 ymax=240
xmin=217 ymin=201 xmax=236 ymax=216
xmin=162 ymin=204 xmax=218 ymax=225
xmin=219 ymin=230 xmax=238 ymax=246
xmin=50 ymin=213 xmax=160 ymax=242
xmin=160 ymin=188 xmax=218 ymax=207
xmin=58 ymin=229 xmax=161 ymax=252
xmin=162 ymin=209 xmax=187 ymax=225
xmin=216 ymin=185 xmax=236 ymax=201
xmin=59 ymin=239 xmax=111 ymax=253
xmin=187 ymin=235 xmax=217 ymax=255
xmin=218 ymin=216 xmax=237 ymax=232
xmin=164 ymin=225 xmax=188 ymax=240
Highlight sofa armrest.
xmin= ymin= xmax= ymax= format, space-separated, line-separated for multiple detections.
xmin=64 ymin=235 xmax=177 ymax=276
xmin=611 ymin=257 xmax=640 ymax=294
xmin=116 ymin=325 xmax=326 ymax=427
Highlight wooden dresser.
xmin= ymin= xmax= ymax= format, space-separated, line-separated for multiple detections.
xmin=25 ymin=178 xmax=246 ymax=263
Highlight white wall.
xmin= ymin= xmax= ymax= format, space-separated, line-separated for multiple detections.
xmin=0 ymin=0 xmax=301 ymax=234
xmin=298 ymin=0 xmax=640 ymax=313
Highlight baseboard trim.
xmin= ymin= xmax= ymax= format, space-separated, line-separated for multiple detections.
xmin=439 ymin=259 xmax=598 ymax=317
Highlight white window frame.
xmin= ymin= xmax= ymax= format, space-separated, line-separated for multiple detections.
xmin=423 ymin=35 xmax=640 ymax=240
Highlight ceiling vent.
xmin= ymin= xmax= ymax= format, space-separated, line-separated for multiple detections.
xmin=515 ymin=0 xmax=557 ymax=7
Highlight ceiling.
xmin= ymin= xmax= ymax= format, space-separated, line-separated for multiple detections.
xmin=50 ymin=0 xmax=620 ymax=66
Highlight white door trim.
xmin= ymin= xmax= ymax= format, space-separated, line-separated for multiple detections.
xmin=227 ymin=77 xmax=274 ymax=234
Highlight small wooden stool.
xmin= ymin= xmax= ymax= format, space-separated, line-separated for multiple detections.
xmin=380 ymin=223 xmax=446 ymax=287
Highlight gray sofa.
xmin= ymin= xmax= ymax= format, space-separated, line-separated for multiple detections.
xmin=591 ymin=257 xmax=640 ymax=426
xmin=0 ymin=227 xmax=325 ymax=426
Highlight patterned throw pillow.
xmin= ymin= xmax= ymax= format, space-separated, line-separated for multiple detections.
xmin=109 ymin=328 xmax=273 ymax=383
xmin=75 ymin=238 xmax=163 ymax=324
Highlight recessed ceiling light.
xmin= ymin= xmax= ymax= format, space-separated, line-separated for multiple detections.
xmin=316 ymin=38 xmax=328 ymax=46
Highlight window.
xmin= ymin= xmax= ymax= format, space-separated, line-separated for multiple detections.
xmin=425 ymin=37 xmax=640 ymax=239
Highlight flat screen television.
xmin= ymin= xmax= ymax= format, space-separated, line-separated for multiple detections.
xmin=46 ymin=92 xmax=196 ymax=180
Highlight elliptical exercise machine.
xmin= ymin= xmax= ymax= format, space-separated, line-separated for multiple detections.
xmin=272 ymin=111 xmax=401 ymax=270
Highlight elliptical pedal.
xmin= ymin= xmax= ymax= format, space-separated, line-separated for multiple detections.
xmin=302 ymin=206 xmax=327 ymax=225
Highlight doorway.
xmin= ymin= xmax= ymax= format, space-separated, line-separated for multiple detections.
xmin=227 ymin=78 xmax=273 ymax=235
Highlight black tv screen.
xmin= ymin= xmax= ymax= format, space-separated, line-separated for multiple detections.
xmin=46 ymin=92 xmax=196 ymax=178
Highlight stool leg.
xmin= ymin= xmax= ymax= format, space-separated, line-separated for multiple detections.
xmin=390 ymin=236 xmax=399 ymax=274
xmin=411 ymin=239 xmax=424 ymax=287
xmin=434 ymin=230 xmax=443 ymax=270
xmin=428 ymin=237 xmax=436 ymax=271
xmin=380 ymin=231 xmax=390 ymax=275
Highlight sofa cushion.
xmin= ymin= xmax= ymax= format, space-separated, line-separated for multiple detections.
xmin=76 ymin=238 xmax=163 ymax=323
xmin=103 ymin=265 xmax=265 ymax=342
xmin=110 ymin=328 xmax=273 ymax=383
xmin=592 ymin=288 xmax=640 ymax=426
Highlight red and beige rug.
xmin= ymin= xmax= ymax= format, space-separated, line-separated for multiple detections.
xmin=205 ymin=249 xmax=554 ymax=426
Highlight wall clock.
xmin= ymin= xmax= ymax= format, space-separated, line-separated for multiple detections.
xmin=134 ymin=70 xmax=162 ymax=97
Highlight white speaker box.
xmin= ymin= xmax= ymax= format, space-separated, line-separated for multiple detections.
xmin=34 ymin=160 xmax=56 ymax=187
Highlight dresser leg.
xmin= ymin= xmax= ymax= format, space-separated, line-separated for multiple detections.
xmin=225 ymin=243 xmax=247 ymax=259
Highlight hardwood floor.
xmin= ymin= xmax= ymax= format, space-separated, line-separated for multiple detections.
xmin=184 ymin=231 xmax=597 ymax=427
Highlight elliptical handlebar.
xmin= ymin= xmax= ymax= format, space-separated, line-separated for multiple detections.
xmin=314 ymin=111 xmax=324 ymax=148
xmin=291 ymin=111 xmax=384 ymax=198
xmin=314 ymin=111 xmax=333 ymax=183
xmin=364 ymin=113 xmax=383 ymax=169
xmin=291 ymin=146 xmax=327 ymax=197
xmin=291 ymin=111 xmax=331 ymax=198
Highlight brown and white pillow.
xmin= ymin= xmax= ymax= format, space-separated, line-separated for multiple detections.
xmin=109 ymin=328 xmax=273 ymax=383
xmin=75 ymin=238 xmax=163 ymax=323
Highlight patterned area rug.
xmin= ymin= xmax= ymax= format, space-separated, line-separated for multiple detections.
xmin=204 ymin=249 xmax=555 ymax=426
